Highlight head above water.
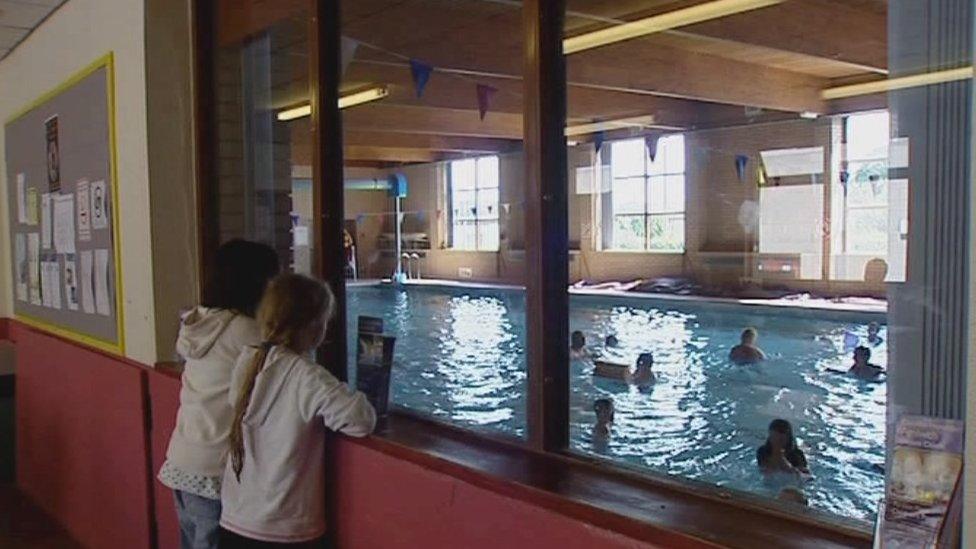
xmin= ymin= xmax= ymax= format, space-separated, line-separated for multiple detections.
xmin=636 ymin=352 xmax=654 ymax=371
xmin=741 ymin=327 xmax=758 ymax=345
xmin=571 ymin=330 xmax=586 ymax=351
xmin=202 ymin=239 xmax=280 ymax=318
xmin=258 ymin=273 xmax=336 ymax=354
xmin=594 ymin=398 xmax=614 ymax=422
xmin=767 ymin=418 xmax=797 ymax=450
xmin=605 ymin=334 xmax=619 ymax=347
xmin=854 ymin=345 xmax=871 ymax=364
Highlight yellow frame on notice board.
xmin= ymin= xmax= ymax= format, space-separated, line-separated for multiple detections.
xmin=7 ymin=53 xmax=125 ymax=356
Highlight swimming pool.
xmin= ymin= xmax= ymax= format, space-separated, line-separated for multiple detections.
xmin=346 ymin=283 xmax=887 ymax=523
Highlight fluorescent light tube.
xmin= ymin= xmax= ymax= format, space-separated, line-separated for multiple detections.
xmin=277 ymin=85 xmax=389 ymax=121
xmin=563 ymin=0 xmax=784 ymax=55
xmin=822 ymin=67 xmax=974 ymax=100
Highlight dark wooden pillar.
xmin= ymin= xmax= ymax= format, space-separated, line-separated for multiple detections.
xmin=311 ymin=0 xmax=348 ymax=381
xmin=192 ymin=0 xmax=218 ymax=302
xmin=524 ymin=0 xmax=569 ymax=451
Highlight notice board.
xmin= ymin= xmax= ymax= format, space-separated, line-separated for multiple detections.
xmin=5 ymin=53 xmax=123 ymax=354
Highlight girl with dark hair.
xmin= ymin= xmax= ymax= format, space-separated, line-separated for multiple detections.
xmin=219 ymin=273 xmax=375 ymax=548
xmin=756 ymin=419 xmax=809 ymax=477
xmin=158 ymin=239 xmax=279 ymax=549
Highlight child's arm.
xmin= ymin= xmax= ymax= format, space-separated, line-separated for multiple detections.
xmin=296 ymin=362 xmax=377 ymax=437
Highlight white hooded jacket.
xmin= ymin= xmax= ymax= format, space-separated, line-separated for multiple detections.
xmin=219 ymin=344 xmax=375 ymax=543
xmin=164 ymin=306 xmax=262 ymax=477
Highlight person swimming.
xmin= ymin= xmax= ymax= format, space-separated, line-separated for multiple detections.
xmin=593 ymin=398 xmax=614 ymax=440
xmin=626 ymin=352 xmax=655 ymax=386
xmin=849 ymin=346 xmax=884 ymax=380
xmin=571 ymin=330 xmax=588 ymax=358
xmin=757 ymin=419 xmax=809 ymax=477
xmin=867 ymin=322 xmax=883 ymax=345
xmin=605 ymin=334 xmax=619 ymax=348
xmin=730 ymin=327 xmax=766 ymax=364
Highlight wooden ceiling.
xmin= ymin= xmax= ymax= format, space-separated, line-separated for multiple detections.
xmin=219 ymin=0 xmax=889 ymax=166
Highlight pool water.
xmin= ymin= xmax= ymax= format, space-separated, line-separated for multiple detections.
xmin=347 ymin=284 xmax=887 ymax=523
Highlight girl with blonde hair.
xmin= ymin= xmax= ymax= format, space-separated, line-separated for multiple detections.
xmin=219 ymin=273 xmax=376 ymax=548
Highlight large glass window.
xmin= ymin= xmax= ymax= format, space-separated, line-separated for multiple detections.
xmin=449 ymin=156 xmax=500 ymax=251
xmin=608 ymin=136 xmax=685 ymax=251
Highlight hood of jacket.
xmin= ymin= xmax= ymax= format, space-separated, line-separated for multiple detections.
xmin=176 ymin=306 xmax=238 ymax=360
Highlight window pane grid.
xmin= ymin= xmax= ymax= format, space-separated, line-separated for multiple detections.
xmin=451 ymin=156 xmax=500 ymax=251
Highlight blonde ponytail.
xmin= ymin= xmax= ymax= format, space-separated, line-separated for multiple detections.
xmin=228 ymin=273 xmax=335 ymax=481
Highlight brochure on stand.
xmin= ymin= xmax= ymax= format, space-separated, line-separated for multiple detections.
xmin=880 ymin=415 xmax=964 ymax=548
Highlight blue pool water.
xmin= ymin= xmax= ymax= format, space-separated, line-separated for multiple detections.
xmin=347 ymin=284 xmax=886 ymax=523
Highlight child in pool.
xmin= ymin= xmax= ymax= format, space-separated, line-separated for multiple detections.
xmin=626 ymin=352 xmax=655 ymax=386
xmin=730 ymin=327 xmax=766 ymax=365
xmin=867 ymin=321 xmax=883 ymax=345
xmin=219 ymin=274 xmax=376 ymax=547
xmin=571 ymin=330 xmax=589 ymax=358
xmin=757 ymin=419 xmax=809 ymax=477
xmin=593 ymin=398 xmax=614 ymax=439
xmin=849 ymin=346 xmax=884 ymax=381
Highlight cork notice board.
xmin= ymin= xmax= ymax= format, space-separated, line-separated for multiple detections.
xmin=5 ymin=53 xmax=123 ymax=354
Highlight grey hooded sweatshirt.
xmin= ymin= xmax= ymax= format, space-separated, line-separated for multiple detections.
xmin=164 ymin=306 xmax=261 ymax=478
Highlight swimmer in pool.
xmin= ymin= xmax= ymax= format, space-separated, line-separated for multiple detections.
xmin=867 ymin=322 xmax=883 ymax=345
xmin=593 ymin=398 xmax=614 ymax=441
xmin=626 ymin=352 xmax=655 ymax=386
xmin=571 ymin=330 xmax=589 ymax=358
xmin=849 ymin=346 xmax=884 ymax=381
xmin=757 ymin=419 xmax=809 ymax=477
xmin=730 ymin=327 xmax=766 ymax=365
xmin=777 ymin=487 xmax=808 ymax=506
xmin=605 ymin=334 xmax=619 ymax=348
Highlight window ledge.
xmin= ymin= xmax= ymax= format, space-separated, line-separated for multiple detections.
xmin=350 ymin=413 xmax=872 ymax=549
xmin=596 ymin=249 xmax=686 ymax=255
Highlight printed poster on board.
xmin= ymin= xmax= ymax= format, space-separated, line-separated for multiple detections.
xmin=90 ymin=179 xmax=109 ymax=230
xmin=45 ymin=115 xmax=60 ymax=192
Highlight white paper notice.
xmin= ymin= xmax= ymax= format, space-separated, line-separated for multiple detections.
xmin=27 ymin=233 xmax=41 ymax=305
xmin=44 ymin=255 xmax=61 ymax=309
xmin=41 ymin=193 xmax=52 ymax=249
xmin=80 ymin=250 xmax=95 ymax=314
xmin=26 ymin=188 xmax=38 ymax=225
xmin=52 ymin=193 xmax=76 ymax=254
xmin=64 ymin=254 xmax=79 ymax=311
xmin=15 ymin=234 xmax=27 ymax=301
xmin=76 ymin=179 xmax=91 ymax=241
xmin=90 ymin=180 xmax=109 ymax=230
xmin=40 ymin=257 xmax=52 ymax=308
xmin=95 ymin=248 xmax=111 ymax=316
xmin=16 ymin=173 xmax=27 ymax=223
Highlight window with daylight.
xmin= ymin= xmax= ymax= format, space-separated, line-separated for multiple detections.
xmin=609 ymin=135 xmax=685 ymax=251
xmin=449 ymin=156 xmax=500 ymax=251
xmin=842 ymin=111 xmax=891 ymax=255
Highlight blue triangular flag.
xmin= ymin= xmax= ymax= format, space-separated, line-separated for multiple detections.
xmin=476 ymin=84 xmax=497 ymax=121
xmin=409 ymin=59 xmax=433 ymax=98
xmin=645 ymin=135 xmax=660 ymax=163
xmin=593 ymin=131 xmax=607 ymax=153
xmin=735 ymin=155 xmax=748 ymax=182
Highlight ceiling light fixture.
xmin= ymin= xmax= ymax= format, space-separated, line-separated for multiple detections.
xmin=565 ymin=115 xmax=681 ymax=136
xmin=821 ymin=67 xmax=973 ymax=100
xmin=563 ymin=0 xmax=784 ymax=55
xmin=277 ymin=85 xmax=389 ymax=121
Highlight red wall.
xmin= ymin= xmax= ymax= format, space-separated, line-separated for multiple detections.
xmin=11 ymin=322 xmax=153 ymax=549
xmin=149 ymin=370 xmax=182 ymax=549
xmin=333 ymin=441 xmax=663 ymax=549
xmin=8 ymin=320 xmax=667 ymax=549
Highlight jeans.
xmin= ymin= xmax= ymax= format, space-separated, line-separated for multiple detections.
xmin=174 ymin=490 xmax=221 ymax=549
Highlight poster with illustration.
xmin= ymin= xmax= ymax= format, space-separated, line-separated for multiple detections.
xmin=64 ymin=254 xmax=79 ymax=311
xmin=881 ymin=415 xmax=964 ymax=548
xmin=76 ymin=179 xmax=91 ymax=241
xmin=45 ymin=115 xmax=60 ymax=192
xmin=90 ymin=179 xmax=109 ymax=230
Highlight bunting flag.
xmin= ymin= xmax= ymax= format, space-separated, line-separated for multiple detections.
xmin=645 ymin=134 xmax=660 ymax=163
xmin=735 ymin=154 xmax=748 ymax=182
xmin=593 ymin=131 xmax=607 ymax=153
xmin=409 ymin=59 xmax=433 ymax=98
xmin=839 ymin=170 xmax=850 ymax=193
xmin=341 ymin=37 xmax=359 ymax=76
xmin=476 ymin=84 xmax=497 ymax=120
